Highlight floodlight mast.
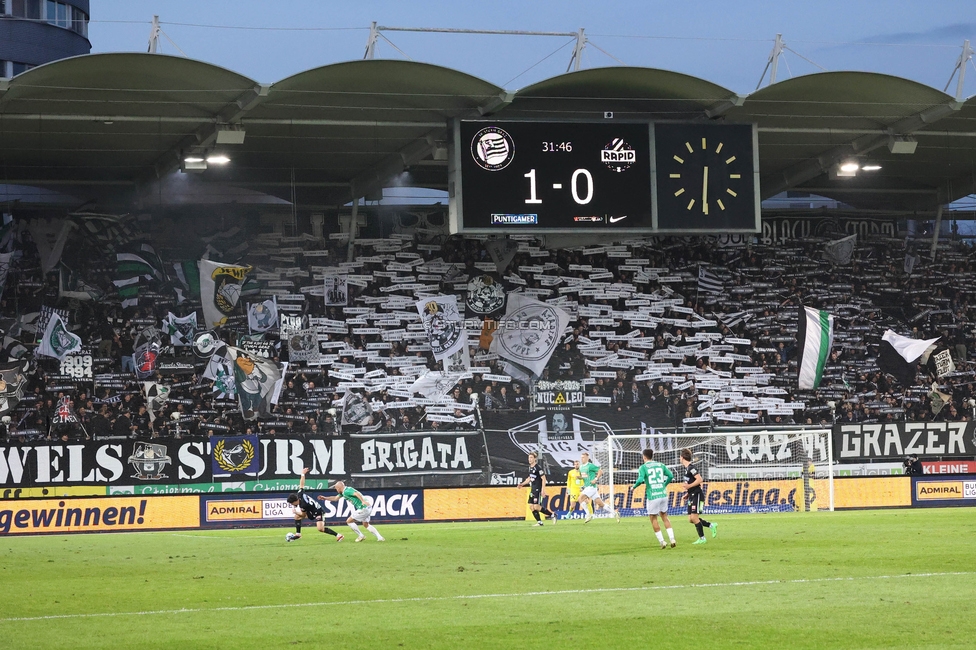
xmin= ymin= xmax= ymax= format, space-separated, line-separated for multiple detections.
xmin=944 ymin=39 xmax=974 ymax=102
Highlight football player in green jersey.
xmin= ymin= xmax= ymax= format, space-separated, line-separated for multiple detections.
xmin=632 ymin=448 xmax=676 ymax=549
xmin=577 ymin=452 xmax=620 ymax=523
xmin=318 ymin=481 xmax=385 ymax=542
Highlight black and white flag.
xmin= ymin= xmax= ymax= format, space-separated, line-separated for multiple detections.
xmin=410 ymin=371 xmax=465 ymax=399
xmin=324 ymin=274 xmax=348 ymax=307
xmin=485 ymin=238 xmax=519 ymax=275
xmin=247 ymin=297 xmax=279 ymax=333
xmin=823 ymin=234 xmax=857 ymax=265
xmin=878 ymin=329 xmax=939 ymax=386
xmin=490 ymin=293 xmax=570 ymax=376
xmin=697 ymin=266 xmax=724 ymax=294
xmin=340 ymin=390 xmax=375 ymax=427
xmin=162 ymin=312 xmax=198 ymax=347
xmin=466 ymin=274 xmax=506 ymax=315
xmin=287 ymin=328 xmax=321 ymax=363
xmin=199 ymin=260 xmax=252 ymax=328
xmin=37 ymin=312 xmax=82 ymax=361
xmin=416 ymin=295 xmax=466 ymax=363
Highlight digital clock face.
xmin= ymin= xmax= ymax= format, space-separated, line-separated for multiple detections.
xmin=454 ymin=120 xmax=654 ymax=233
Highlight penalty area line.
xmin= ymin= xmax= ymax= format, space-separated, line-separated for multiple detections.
xmin=1 ymin=571 xmax=972 ymax=623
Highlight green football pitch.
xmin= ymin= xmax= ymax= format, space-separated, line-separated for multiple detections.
xmin=1 ymin=508 xmax=974 ymax=649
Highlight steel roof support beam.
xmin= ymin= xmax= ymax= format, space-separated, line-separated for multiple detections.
xmin=146 ymin=83 xmax=272 ymax=179
xmin=349 ymin=127 xmax=445 ymax=200
xmin=761 ymin=99 xmax=963 ymax=198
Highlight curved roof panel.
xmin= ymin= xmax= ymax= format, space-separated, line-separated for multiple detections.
xmin=504 ymin=67 xmax=737 ymax=120
xmin=251 ymin=59 xmax=503 ymax=123
xmin=2 ymin=52 xmax=258 ymax=119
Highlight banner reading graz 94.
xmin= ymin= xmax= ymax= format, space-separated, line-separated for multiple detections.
xmin=833 ymin=422 xmax=976 ymax=461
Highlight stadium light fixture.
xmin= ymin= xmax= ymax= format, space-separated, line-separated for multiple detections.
xmin=206 ymin=155 xmax=231 ymax=164
xmin=181 ymin=156 xmax=207 ymax=172
xmin=215 ymin=125 xmax=246 ymax=145
xmin=861 ymin=164 xmax=882 ymax=171
xmin=887 ymin=135 xmax=917 ymax=154
xmin=839 ymin=162 xmax=859 ymax=173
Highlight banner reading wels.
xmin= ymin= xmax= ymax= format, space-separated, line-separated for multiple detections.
xmin=0 ymin=495 xmax=198 ymax=535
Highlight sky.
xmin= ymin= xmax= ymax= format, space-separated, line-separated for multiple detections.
xmin=88 ymin=0 xmax=976 ymax=97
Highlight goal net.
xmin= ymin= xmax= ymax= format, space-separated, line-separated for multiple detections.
xmin=590 ymin=429 xmax=834 ymax=518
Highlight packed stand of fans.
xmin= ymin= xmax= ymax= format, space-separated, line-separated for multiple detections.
xmin=0 ymin=213 xmax=973 ymax=444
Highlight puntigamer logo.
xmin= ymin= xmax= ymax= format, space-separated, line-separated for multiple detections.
xmin=491 ymin=213 xmax=538 ymax=226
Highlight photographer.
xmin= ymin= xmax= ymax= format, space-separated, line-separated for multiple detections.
xmin=903 ymin=454 xmax=924 ymax=476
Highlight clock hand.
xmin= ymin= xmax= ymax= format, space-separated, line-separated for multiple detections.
xmin=702 ymin=166 xmax=709 ymax=215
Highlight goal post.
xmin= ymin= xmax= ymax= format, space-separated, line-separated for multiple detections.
xmin=594 ymin=429 xmax=834 ymax=518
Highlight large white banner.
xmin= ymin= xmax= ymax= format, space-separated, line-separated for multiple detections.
xmin=199 ymin=260 xmax=252 ymax=328
xmin=415 ymin=295 xmax=466 ymax=363
xmin=490 ymin=293 xmax=570 ymax=376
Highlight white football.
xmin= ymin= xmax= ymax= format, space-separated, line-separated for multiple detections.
xmin=285 ymin=533 xmax=295 ymax=542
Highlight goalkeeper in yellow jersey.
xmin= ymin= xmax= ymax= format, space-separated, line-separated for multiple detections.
xmin=632 ymin=448 xmax=676 ymax=549
xmin=566 ymin=460 xmax=584 ymax=515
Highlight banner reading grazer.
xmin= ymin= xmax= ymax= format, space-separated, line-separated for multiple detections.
xmin=833 ymin=422 xmax=976 ymax=461
xmin=0 ymin=495 xmax=199 ymax=535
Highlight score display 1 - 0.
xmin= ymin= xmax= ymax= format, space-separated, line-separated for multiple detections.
xmin=450 ymin=120 xmax=759 ymax=234
xmin=453 ymin=120 xmax=654 ymax=232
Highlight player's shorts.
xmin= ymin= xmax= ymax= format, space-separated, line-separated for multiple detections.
xmin=581 ymin=486 xmax=599 ymax=500
xmin=687 ymin=493 xmax=705 ymax=515
xmin=567 ymin=491 xmax=581 ymax=502
xmin=528 ymin=490 xmax=542 ymax=505
xmin=646 ymin=497 xmax=668 ymax=515
xmin=350 ymin=496 xmax=374 ymax=523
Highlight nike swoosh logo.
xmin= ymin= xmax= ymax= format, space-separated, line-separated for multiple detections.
xmin=609 ymin=216 xmax=628 ymax=223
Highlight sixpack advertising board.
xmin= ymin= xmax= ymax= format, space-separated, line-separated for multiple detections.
xmin=199 ymin=489 xmax=424 ymax=527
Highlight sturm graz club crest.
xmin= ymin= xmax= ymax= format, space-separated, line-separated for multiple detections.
xmin=127 ymin=442 xmax=172 ymax=480
xmin=601 ymin=137 xmax=636 ymax=172
xmin=466 ymin=275 xmax=506 ymax=315
xmin=470 ymin=126 xmax=515 ymax=171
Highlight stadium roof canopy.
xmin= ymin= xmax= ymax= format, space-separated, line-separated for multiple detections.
xmin=1 ymin=52 xmax=975 ymax=213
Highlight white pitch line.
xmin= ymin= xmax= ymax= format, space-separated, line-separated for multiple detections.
xmin=0 ymin=571 xmax=971 ymax=624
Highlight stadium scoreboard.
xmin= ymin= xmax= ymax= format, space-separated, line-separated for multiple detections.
xmin=449 ymin=120 xmax=760 ymax=234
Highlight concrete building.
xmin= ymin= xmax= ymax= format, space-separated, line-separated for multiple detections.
xmin=0 ymin=0 xmax=90 ymax=77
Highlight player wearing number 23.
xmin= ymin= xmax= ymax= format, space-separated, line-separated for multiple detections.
xmin=632 ymin=448 xmax=676 ymax=549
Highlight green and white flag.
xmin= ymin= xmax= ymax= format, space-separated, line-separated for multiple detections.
xmin=37 ymin=312 xmax=82 ymax=361
xmin=797 ymin=306 xmax=834 ymax=390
